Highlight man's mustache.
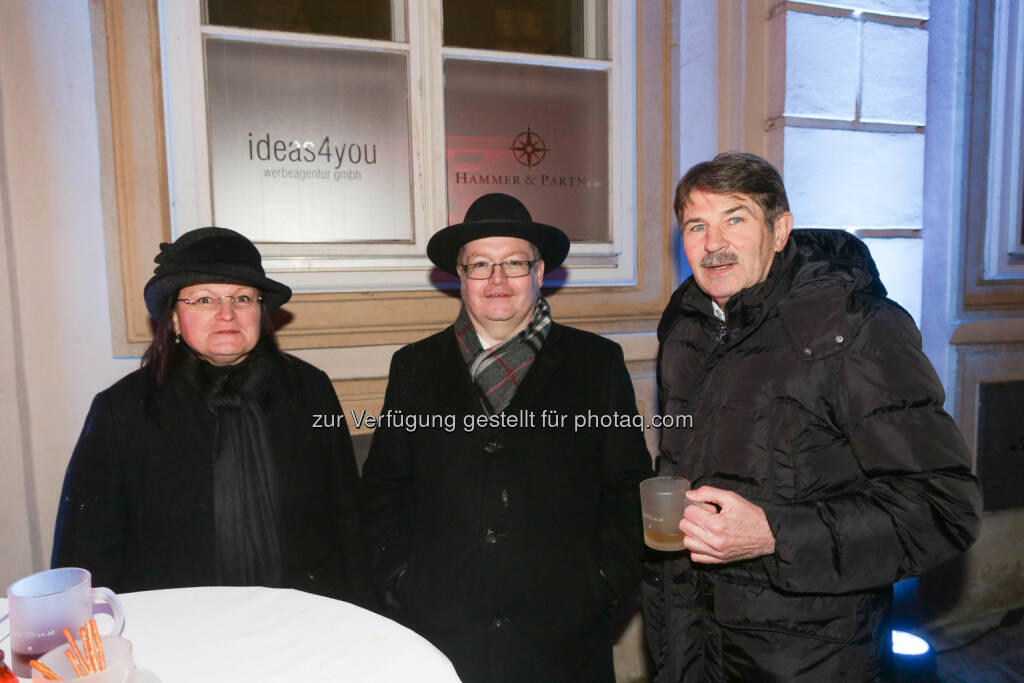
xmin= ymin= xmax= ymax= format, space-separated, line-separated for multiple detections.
xmin=701 ymin=252 xmax=739 ymax=267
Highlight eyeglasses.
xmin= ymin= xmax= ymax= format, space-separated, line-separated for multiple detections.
xmin=460 ymin=259 xmax=537 ymax=280
xmin=176 ymin=294 xmax=263 ymax=310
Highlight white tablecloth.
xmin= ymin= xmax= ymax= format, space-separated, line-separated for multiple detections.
xmin=2 ymin=586 xmax=461 ymax=682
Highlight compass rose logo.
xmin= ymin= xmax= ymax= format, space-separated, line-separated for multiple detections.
xmin=509 ymin=126 xmax=550 ymax=170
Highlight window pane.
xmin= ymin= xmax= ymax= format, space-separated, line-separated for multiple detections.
xmin=444 ymin=59 xmax=609 ymax=242
xmin=205 ymin=0 xmax=400 ymax=41
xmin=443 ymin=0 xmax=606 ymax=59
xmin=205 ymin=38 xmax=413 ymax=243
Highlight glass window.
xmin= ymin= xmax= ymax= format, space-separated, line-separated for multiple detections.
xmin=443 ymin=0 xmax=607 ymax=58
xmin=444 ymin=59 xmax=609 ymax=242
xmin=205 ymin=38 xmax=414 ymax=243
xmin=161 ymin=0 xmax=635 ymax=291
xmin=204 ymin=0 xmax=399 ymax=41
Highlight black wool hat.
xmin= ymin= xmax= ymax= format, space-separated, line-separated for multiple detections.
xmin=143 ymin=227 xmax=292 ymax=319
xmin=427 ymin=193 xmax=570 ymax=275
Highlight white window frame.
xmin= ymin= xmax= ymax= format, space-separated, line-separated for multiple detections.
xmin=983 ymin=0 xmax=1024 ymax=280
xmin=157 ymin=0 xmax=637 ymax=292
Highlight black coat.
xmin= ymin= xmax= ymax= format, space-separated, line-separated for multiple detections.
xmin=361 ymin=323 xmax=653 ymax=683
xmin=644 ymin=230 xmax=982 ymax=682
xmin=52 ymin=354 xmax=376 ymax=607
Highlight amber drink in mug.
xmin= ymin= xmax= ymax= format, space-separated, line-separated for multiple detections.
xmin=3 ymin=568 xmax=125 ymax=677
xmin=640 ymin=476 xmax=692 ymax=551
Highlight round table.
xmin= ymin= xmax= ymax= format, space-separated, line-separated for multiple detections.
xmin=2 ymin=586 xmax=460 ymax=681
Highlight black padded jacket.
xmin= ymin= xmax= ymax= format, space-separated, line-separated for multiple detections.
xmin=643 ymin=229 xmax=981 ymax=682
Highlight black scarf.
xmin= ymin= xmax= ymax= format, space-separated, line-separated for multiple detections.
xmin=455 ymin=296 xmax=552 ymax=414
xmin=199 ymin=354 xmax=285 ymax=587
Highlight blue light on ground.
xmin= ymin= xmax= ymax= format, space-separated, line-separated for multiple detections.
xmin=890 ymin=628 xmax=937 ymax=681
xmin=893 ymin=630 xmax=932 ymax=655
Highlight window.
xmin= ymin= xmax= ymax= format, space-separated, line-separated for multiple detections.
xmin=982 ymin=0 xmax=1024 ymax=279
xmin=98 ymin=0 xmax=672 ymax=352
xmin=159 ymin=0 xmax=636 ymax=292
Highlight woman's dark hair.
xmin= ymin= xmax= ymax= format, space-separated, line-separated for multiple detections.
xmin=141 ymin=292 xmax=280 ymax=385
xmin=674 ymin=152 xmax=790 ymax=231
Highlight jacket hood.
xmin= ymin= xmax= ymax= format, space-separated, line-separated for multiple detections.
xmin=787 ymin=229 xmax=886 ymax=299
xmin=657 ymin=229 xmax=886 ymax=341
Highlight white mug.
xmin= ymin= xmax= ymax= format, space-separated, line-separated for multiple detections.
xmin=4 ymin=567 xmax=125 ymax=677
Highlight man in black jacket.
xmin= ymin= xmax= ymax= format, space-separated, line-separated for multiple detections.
xmin=361 ymin=193 xmax=652 ymax=682
xmin=643 ymin=153 xmax=982 ymax=681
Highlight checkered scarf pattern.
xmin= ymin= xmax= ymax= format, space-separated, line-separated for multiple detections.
xmin=455 ymin=296 xmax=552 ymax=415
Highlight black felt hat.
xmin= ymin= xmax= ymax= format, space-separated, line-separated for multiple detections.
xmin=427 ymin=193 xmax=570 ymax=275
xmin=143 ymin=227 xmax=292 ymax=319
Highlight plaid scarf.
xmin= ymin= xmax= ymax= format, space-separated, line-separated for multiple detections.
xmin=455 ymin=296 xmax=552 ymax=414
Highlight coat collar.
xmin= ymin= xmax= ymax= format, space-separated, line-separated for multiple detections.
xmin=507 ymin=323 xmax=566 ymax=409
xmin=436 ymin=328 xmax=490 ymax=415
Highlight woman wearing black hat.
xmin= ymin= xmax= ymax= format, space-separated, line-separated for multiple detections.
xmin=51 ymin=227 xmax=376 ymax=607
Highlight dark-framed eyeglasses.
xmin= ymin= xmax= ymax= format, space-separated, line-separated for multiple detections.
xmin=460 ymin=259 xmax=537 ymax=280
xmin=176 ymin=294 xmax=263 ymax=310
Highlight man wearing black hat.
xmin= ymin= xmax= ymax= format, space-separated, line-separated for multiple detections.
xmin=361 ymin=193 xmax=652 ymax=682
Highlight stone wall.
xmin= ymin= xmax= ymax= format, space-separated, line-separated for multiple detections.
xmin=771 ymin=0 xmax=930 ymax=324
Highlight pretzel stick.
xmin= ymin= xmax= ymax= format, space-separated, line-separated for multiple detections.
xmin=64 ymin=649 xmax=86 ymax=678
xmin=80 ymin=626 xmax=96 ymax=674
xmin=79 ymin=627 xmax=90 ymax=673
xmin=61 ymin=628 xmax=89 ymax=675
xmin=88 ymin=619 xmax=106 ymax=671
xmin=28 ymin=659 xmax=63 ymax=680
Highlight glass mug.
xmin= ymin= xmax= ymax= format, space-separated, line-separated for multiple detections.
xmin=640 ymin=476 xmax=693 ymax=551
xmin=4 ymin=568 xmax=125 ymax=677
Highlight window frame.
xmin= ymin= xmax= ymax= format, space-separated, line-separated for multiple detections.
xmin=982 ymin=0 xmax=1024 ymax=280
xmin=962 ymin=0 xmax=1024 ymax=310
xmin=157 ymin=0 xmax=637 ymax=292
xmin=96 ymin=0 xmax=674 ymax=353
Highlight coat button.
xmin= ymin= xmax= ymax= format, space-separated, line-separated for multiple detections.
xmin=485 ymin=529 xmax=498 ymax=543
xmin=492 ymin=616 xmax=510 ymax=628
xmin=835 ymin=335 xmax=844 ymax=343
xmin=803 ymin=347 xmax=813 ymax=355
xmin=501 ymin=489 xmax=510 ymax=507
xmin=483 ymin=440 xmax=501 ymax=454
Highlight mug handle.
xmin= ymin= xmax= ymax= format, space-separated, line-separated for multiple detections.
xmin=90 ymin=587 xmax=126 ymax=636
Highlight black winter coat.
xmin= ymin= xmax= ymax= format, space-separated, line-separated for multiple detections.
xmin=361 ymin=323 xmax=653 ymax=683
xmin=643 ymin=230 xmax=981 ymax=682
xmin=52 ymin=354 xmax=377 ymax=607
